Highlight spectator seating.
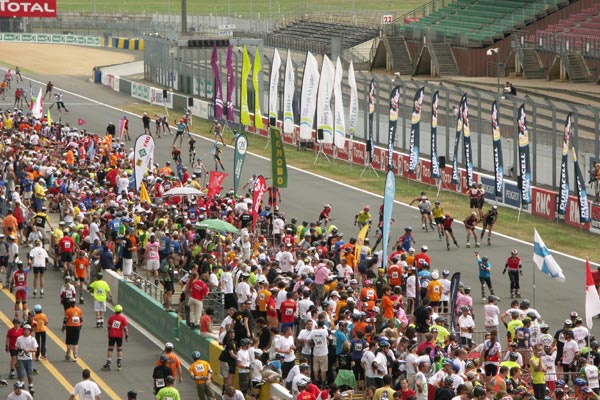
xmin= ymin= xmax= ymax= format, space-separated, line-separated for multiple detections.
xmin=269 ymin=20 xmax=379 ymax=49
xmin=533 ymin=5 xmax=600 ymax=51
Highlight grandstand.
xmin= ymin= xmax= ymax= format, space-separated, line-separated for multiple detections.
xmin=241 ymin=19 xmax=380 ymax=56
xmin=373 ymin=0 xmax=600 ymax=80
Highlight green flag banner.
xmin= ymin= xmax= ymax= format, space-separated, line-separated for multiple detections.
xmin=234 ymin=133 xmax=248 ymax=194
xmin=270 ymin=127 xmax=288 ymax=188
xmin=240 ymin=46 xmax=251 ymax=126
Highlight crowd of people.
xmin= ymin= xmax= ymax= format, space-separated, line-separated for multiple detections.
xmin=0 ymin=70 xmax=597 ymax=400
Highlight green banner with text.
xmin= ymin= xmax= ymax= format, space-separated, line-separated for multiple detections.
xmin=270 ymin=127 xmax=288 ymax=188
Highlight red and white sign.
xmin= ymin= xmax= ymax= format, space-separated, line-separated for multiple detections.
xmin=531 ymin=187 xmax=556 ymax=219
xmin=323 ymin=143 xmax=334 ymax=157
xmin=391 ymin=152 xmax=402 ymax=175
xmin=440 ymin=166 xmax=458 ymax=192
xmin=351 ymin=142 xmax=365 ymax=166
xmin=419 ymin=159 xmax=433 ymax=185
xmin=335 ymin=142 xmax=350 ymax=161
xmin=382 ymin=14 xmax=393 ymax=24
xmin=590 ymin=203 xmax=600 ymax=235
xmin=0 ymin=0 xmax=57 ymax=17
xmin=371 ymin=147 xmax=383 ymax=171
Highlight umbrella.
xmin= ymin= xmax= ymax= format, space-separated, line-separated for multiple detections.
xmin=162 ymin=187 xmax=203 ymax=197
xmin=196 ymin=219 xmax=239 ymax=234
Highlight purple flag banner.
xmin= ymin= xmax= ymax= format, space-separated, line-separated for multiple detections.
xmin=211 ymin=42 xmax=223 ymax=120
xmin=226 ymin=44 xmax=235 ymax=121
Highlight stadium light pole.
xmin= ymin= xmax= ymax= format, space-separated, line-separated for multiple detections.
xmin=486 ymin=47 xmax=499 ymax=95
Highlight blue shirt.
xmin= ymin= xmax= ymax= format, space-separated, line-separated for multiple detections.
xmin=478 ymin=259 xmax=492 ymax=278
xmin=350 ymin=338 xmax=367 ymax=361
xmin=333 ymin=330 xmax=347 ymax=355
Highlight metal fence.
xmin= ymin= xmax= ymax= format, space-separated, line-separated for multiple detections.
xmin=143 ymin=35 xmax=600 ymax=192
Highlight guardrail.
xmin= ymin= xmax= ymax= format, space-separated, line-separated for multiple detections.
xmin=131 ymin=271 xmax=164 ymax=304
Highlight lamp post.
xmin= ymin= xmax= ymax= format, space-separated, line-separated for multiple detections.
xmin=486 ymin=47 xmax=499 ymax=95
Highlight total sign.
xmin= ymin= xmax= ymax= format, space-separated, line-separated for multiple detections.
xmin=0 ymin=0 xmax=56 ymax=17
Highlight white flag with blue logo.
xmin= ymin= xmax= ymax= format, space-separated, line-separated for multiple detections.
xmin=533 ymin=228 xmax=565 ymax=282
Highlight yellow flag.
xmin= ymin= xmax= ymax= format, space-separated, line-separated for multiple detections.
xmin=354 ymin=224 xmax=369 ymax=273
xmin=47 ymin=108 xmax=53 ymax=125
xmin=139 ymin=181 xmax=151 ymax=204
xmin=252 ymin=47 xmax=264 ymax=129
xmin=240 ymin=46 xmax=251 ymax=126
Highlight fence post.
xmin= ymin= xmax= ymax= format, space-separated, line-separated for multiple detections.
xmin=543 ymin=98 xmax=557 ymax=191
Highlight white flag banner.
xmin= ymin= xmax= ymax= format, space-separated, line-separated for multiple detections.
xmin=133 ymin=134 xmax=156 ymax=191
xmin=316 ymin=55 xmax=335 ymax=144
xmin=333 ymin=57 xmax=346 ymax=148
xmin=283 ymin=50 xmax=295 ymax=134
xmin=31 ymin=88 xmax=43 ymax=119
xmin=268 ymin=49 xmax=281 ymax=125
xmin=585 ymin=259 xmax=600 ymax=328
xmin=348 ymin=61 xmax=358 ymax=142
xmin=299 ymin=52 xmax=319 ymax=140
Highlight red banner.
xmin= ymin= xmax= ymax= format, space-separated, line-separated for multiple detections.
xmin=565 ymin=195 xmax=591 ymax=229
xmin=252 ymin=175 xmax=267 ymax=231
xmin=323 ymin=143 xmax=335 ymax=157
xmin=351 ymin=142 xmax=365 ymax=166
xmin=207 ymin=171 xmax=228 ymax=199
xmin=335 ymin=141 xmax=350 ymax=161
xmin=0 ymin=0 xmax=56 ymax=17
xmin=419 ymin=159 xmax=433 ymax=185
xmin=531 ymin=187 xmax=557 ymax=219
xmin=371 ymin=147 xmax=383 ymax=170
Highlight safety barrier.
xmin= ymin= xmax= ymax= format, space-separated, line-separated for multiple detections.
xmin=114 ymin=276 xmax=290 ymax=399
xmin=100 ymin=35 xmax=144 ymax=50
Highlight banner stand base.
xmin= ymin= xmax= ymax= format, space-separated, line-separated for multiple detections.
xmin=435 ymin=175 xmax=451 ymax=197
xmin=222 ymin=121 xmax=236 ymax=145
xmin=314 ymin=142 xmax=331 ymax=164
xmin=360 ymin=163 xmax=379 ymax=178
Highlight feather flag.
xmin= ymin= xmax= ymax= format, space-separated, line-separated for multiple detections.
xmin=240 ymin=46 xmax=252 ymax=126
xmin=533 ymin=228 xmax=565 ymax=282
xmin=252 ymin=47 xmax=264 ymax=129
xmin=348 ymin=62 xmax=358 ymax=142
xmin=211 ymin=42 xmax=224 ymax=120
xmin=316 ymin=55 xmax=334 ymax=144
xmin=282 ymin=50 xmax=295 ymax=134
xmin=333 ymin=56 xmax=346 ymax=148
xmin=139 ymin=181 xmax=151 ymax=204
xmin=31 ymin=88 xmax=43 ymax=119
xmin=46 ymin=108 xmax=53 ymax=125
xmin=299 ymin=52 xmax=319 ymax=141
xmin=268 ymin=49 xmax=281 ymax=126
xmin=585 ymin=258 xmax=600 ymax=328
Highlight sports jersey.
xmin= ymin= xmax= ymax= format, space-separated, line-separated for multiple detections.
xmin=146 ymin=241 xmax=160 ymax=261
xmin=427 ymin=280 xmax=442 ymax=302
xmin=12 ymin=270 xmax=27 ymax=290
xmin=432 ymin=206 xmax=444 ymax=219
xmin=74 ymin=258 xmax=89 ymax=279
xmin=107 ymin=314 xmax=128 ymax=338
xmin=89 ymin=280 xmax=111 ymax=302
xmin=65 ymin=306 xmax=83 ymax=327
xmin=32 ymin=213 xmax=48 ymax=228
xmin=156 ymin=387 xmax=180 ymax=400
xmin=189 ymin=359 xmax=212 ymax=384
xmin=387 ymin=264 xmax=402 ymax=286
xmin=33 ymin=313 xmax=48 ymax=333
xmin=58 ymin=236 xmax=75 ymax=253
xmin=280 ymin=299 xmax=296 ymax=323
xmin=29 ymin=247 xmax=48 ymax=267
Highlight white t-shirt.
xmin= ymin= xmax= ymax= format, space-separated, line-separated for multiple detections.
xmin=484 ymin=304 xmax=500 ymax=327
xmin=405 ymin=352 xmax=418 ymax=375
xmin=297 ymin=328 xmax=313 ymax=355
xmin=562 ymin=340 xmax=579 ymax=364
xmin=573 ymin=326 xmax=589 ymax=347
xmin=236 ymin=281 xmax=251 ymax=303
xmin=584 ymin=364 xmax=599 ymax=389
xmin=237 ymin=348 xmax=250 ymax=372
xmin=415 ymin=371 xmax=428 ymax=400
xmin=7 ymin=391 xmax=33 ymax=400
xmin=541 ymin=351 xmax=557 ymax=381
xmin=15 ymin=335 xmax=38 ymax=361
xmin=273 ymin=218 xmax=285 ymax=235
xmin=307 ymin=328 xmax=329 ymax=357
xmin=297 ymin=299 xmax=314 ymax=321
xmin=458 ymin=315 xmax=475 ymax=339
xmin=29 ymin=247 xmax=49 ymax=267
xmin=71 ymin=380 xmax=101 ymax=400
xmin=279 ymin=251 xmax=294 ymax=273
xmin=220 ymin=272 xmax=233 ymax=294
xmin=441 ymin=278 xmax=451 ymax=301
xmin=275 ymin=335 xmax=295 ymax=363
xmin=406 ymin=275 xmax=416 ymax=298
xmin=89 ymin=222 xmax=100 ymax=243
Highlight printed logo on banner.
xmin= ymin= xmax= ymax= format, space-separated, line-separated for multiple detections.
xmin=459 ymin=170 xmax=475 ymax=194
xmin=352 ymin=142 xmax=365 ymax=166
xmin=324 ymin=144 xmax=335 ymax=157
xmin=403 ymin=155 xmax=416 ymax=179
xmin=379 ymin=149 xmax=388 ymax=172
xmin=66 ymin=35 xmax=76 ymax=44
xmin=51 ymin=34 xmax=65 ymax=43
xmin=566 ymin=196 xmax=590 ymax=229
xmin=336 ymin=142 xmax=349 ymax=161
xmin=420 ymin=159 xmax=432 ymax=185
xmin=531 ymin=187 xmax=556 ymax=220
xmin=0 ymin=0 xmax=57 ymax=17
xmin=504 ymin=182 xmax=521 ymax=208
xmin=37 ymin=34 xmax=50 ymax=43
xmin=480 ymin=177 xmax=496 ymax=201
xmin=21 ymin=34 xmax=34 ymax=42
xmin=590 ymin=203 xmax=600 ymax=233
xmin=372 ymin=147 xmax=383 ymax=170
xmin=441 ymin=166 xmax=458 ymax=192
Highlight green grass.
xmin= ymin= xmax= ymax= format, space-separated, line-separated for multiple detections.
xmin=125 ymin=103 xmax=600 ymax=263
xmin=57 ymin=0 xmax=427 ymax=16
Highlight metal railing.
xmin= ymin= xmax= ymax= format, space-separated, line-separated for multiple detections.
xmin=131 ymin=271 xmax=164 ymax=304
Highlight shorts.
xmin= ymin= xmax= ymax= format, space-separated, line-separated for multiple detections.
xmin=435 ymin=217 xmax=444 ymax=225
xmin=220 ymin=361 xmax=235 ymax=378
xmin=470 ymin=198 xmax=478 ymax=208
xmin=65 ymin=326 xmax=81 ymax=345
xmin=484 ymin=363 xmax=498 ymax=376
xmin=164 ymin=281 xmax=174 ymax=292
xmin=146 ymin=259 xmax=160 ymax=271
xmin=9 ymin=349 xmax=18 ymax=357
xmin=33 ymin=266 xmax=45 ymax=274
xmin=280 ymin=321 xmax=294 ymax=333
xmin=313 ymin=355 xmax=328 ymax=373
xmin=94 ymin=301 xmax=107 ymax=312
xmin=420 ymin=210 xmax=431 ymax=215
xmin=15 ymin=289 xmax=26 ymax=302
xmin=0 ymin=256 xmax=7 ymax=267
xmin=75 ymin=276 xmax=85 ymax=282
xmin=430 ymin=301 xmax=440 ymax=308
xmin=17 ymin=359 xmax=33 ymax=379
xmin=444 ymin=227 xmax=453 ymax=233
xmin=108 ymin=337 xmax=123 ymax=347
xmin=176 ymin=130 xmax=184 ymax=137
xmin=546 ymin=381 xmax=556 ymax=391
xmin=122 ymin=258 xmax=133 ymax=276
xmin=61 ymin=253 xmax=73 ymax=263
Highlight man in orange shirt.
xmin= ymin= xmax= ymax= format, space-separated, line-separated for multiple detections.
xmin=73 ymin=250 xmax=89 ymax=304
xmin=62 ymin=299 xmax=83 ymax=361
xmin=156 ymin=342 xmax=182 ymax=383
xmin=359 ymin=280 xmax=377 ymax=311
xmin=256 ymin=281 xmax=271 ymax=320
xmin=387 ymin=262 xmax=403 ymax=289
xmin=426 ymin=271 xmax=443 ymax=313
xmin=381 ymin=285 xmax=397 ymax=322
xmin=3 ymin=208 xmax=18 ymax=241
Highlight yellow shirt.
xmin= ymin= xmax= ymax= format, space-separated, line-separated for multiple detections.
xmin=89 ymin=280 xmax=111 ymax=302
xmin=432 ymin=206 xmax=444 ymax=219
